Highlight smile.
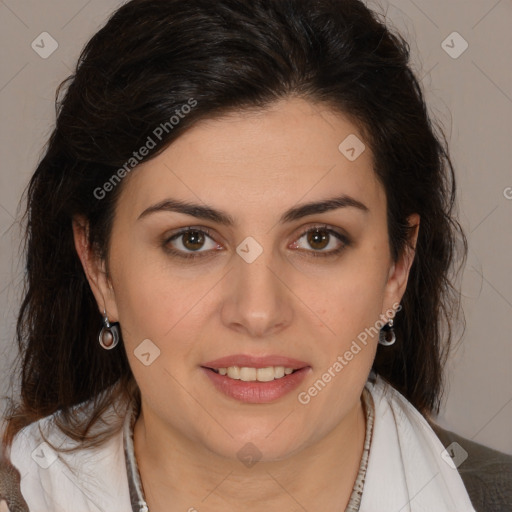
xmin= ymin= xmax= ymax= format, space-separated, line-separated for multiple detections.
xmin=209 ymin=366 xmax=298 ymax=381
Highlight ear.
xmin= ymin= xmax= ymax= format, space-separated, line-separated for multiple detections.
xmin=382 ymin=213 xmax=420 ymax=313
xmin=72 ymin=215 xmax=119 ymax=322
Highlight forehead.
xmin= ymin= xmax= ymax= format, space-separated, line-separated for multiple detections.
xmin=117 ymin=97 xmax=384 ymax=221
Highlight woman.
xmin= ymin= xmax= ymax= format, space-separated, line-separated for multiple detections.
xmin=1 ymin=0 xmax=510 ymax=511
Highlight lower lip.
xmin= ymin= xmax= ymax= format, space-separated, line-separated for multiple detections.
xmin=201 ymin=367 xmax=311 ymax=404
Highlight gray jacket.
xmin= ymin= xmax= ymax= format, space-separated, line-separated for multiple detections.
xmin=430 ymin=423 xmax=512 ymax=512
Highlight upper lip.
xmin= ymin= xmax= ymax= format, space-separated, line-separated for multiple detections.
xmin=202 ymin=354 xmax=310 ymax=370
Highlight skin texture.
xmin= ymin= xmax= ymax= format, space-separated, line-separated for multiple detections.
xmin=73 ymin=97 xmax=419 ymax=511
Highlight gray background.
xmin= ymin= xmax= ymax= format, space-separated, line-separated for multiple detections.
xmin=0 ymin=0 xmax=511 ymax=454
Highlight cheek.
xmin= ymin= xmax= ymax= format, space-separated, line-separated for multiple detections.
xmin=297 ymin=246 xmax=389 ymax=381
xmin=110 ymin=240 xmax=221 ymax=359
xmin=310 ymin=258 xmax=389 ymax=336
xmin=298 ymin=265 xmax=385 ymax=410
xmin=112 ymin=257 xmax=209 ymax=400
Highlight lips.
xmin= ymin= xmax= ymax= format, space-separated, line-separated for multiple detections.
xmin=200 ymin=354 xmax=312 ymax=403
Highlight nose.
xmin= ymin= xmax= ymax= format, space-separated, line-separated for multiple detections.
xmin=220 ymin=247 xmax=294 ymax=339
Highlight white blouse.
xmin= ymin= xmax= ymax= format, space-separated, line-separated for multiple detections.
xmin=7 ymin=372 xmax=475 ymax=511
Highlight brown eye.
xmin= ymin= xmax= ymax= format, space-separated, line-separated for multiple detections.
xmin=181 ymin=230 xmax=206 ymax=251
xmin=306 ymin=228 xmax=330 ymax=250
xmin=292 ymin=225 xmax=351 ymax=258
xmin=163 ymin=227 xmax=221 ymax=260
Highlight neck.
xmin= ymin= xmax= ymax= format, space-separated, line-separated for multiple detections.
xmin=133 ymin=396 xmax=367 ymax=512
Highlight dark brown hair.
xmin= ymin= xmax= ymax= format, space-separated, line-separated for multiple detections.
xmin=2 ymin=0 xmax=467 ymax=452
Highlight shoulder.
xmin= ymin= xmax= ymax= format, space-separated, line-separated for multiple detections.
xmin=364 ymin=374 xmax=509 ymax=511
xmin=6 ymin=414 xmax=69 ymax=512
xmin=8 ymin=397 xmax=115 ymax=477
xmin=8 ymin=414 xmax=54 ymax=481
xmin=7 ymin=395 xmax=133 ymax=512
xmin=429 ymin=422 xmax=512 ymax=512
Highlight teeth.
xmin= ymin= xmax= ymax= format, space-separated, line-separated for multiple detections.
xmin=215 ymin=366 xmax=297 ymax=381
xmin=274 ymin=366 xmax=285 ymax=379
xmin=227 ymin=366 xmax=240 ymax=379
xmin=240 ymin=367 xmax=257 ymax=381
xmin=254 ymin=367 xmax=274 ymax=382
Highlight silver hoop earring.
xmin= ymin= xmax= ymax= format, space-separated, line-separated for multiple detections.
xmin=99 ymin=310 xmax=120 ymax=350
xmin=378 ymin=318 xmax=396 ymax=346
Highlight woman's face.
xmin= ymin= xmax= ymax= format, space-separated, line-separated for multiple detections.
xmin=79 ymin=97 xmax=418 ymax=461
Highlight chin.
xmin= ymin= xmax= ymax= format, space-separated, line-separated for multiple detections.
xmin=203 ymin=430 xmax=305 ymax=464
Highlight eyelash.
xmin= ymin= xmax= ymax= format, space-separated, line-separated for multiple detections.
xmin=162 ymin=224 xmax=351 ymax=261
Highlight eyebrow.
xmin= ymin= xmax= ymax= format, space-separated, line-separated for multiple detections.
xmin=137 ymin=194 xmax=369 ymax=225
